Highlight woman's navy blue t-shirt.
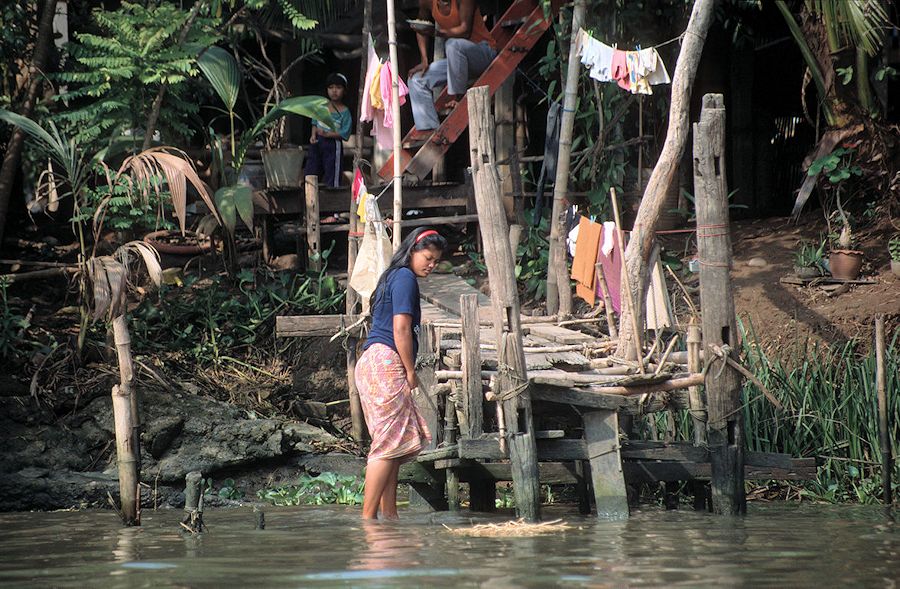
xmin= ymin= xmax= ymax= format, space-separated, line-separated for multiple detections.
xmin=363 ymin=267 xmax=421 ymax=357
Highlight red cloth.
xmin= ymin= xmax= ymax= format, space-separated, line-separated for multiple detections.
xmin=611 ymin=49 xmax=630 ymax=91
xmin=595 ymin=225 xmax=622 ymax=313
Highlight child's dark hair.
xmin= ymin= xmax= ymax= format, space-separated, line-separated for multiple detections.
xmin=369 ymin=227 xmax=448 ymax=312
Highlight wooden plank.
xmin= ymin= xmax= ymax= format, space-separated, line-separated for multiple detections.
xmin=414 ymin=323 xmax=442 ymax=450
xmin=584 ymin=410 xmax=628 ymax=519
xmin=528 ymin=323 xmax=593 ymax=344
xmin=253 ymin=184 xmax=470 ymax=216
xmin=418 ymin=273 xmax=491 ymax=317
xmin=445 ymin=462 xmax=582 ymax=485
xmin=623 ymin=462 xmax=818 ymax=483
xmin=416 ymin=444 xmax=459 ymax=462
xmin=276 ymin=314 xmax=364 ymax=337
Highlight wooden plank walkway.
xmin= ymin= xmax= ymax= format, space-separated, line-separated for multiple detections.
xmin=419 ymin=273 xmax=593 ymax=373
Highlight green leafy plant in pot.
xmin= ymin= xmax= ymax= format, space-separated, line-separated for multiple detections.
xmin=808 ymin=146 xmax=864 ymax=279
xmin=889 ymin=234 xmax=900 ymax=277
xmin=196 ymin=45 xmax=332 ymax=261
xmin=793 ymin=240 xmax=827 ymax=278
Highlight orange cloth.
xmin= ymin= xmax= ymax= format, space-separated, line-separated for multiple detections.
xmin=570 ymin=217 xmax=603 ymax=306
xmin=432 ymin=0 xmax=495 ymax=48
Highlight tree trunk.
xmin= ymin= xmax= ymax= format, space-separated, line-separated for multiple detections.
xmin=112 ymin=314 xmax=141 ymax=525
xmin=142 ymin=0 xmax=203 ymax=151
xmin=0 ymin=0 xmax=58 ymax=247
xmin=615 ymin=0 xmax=716 ymax=359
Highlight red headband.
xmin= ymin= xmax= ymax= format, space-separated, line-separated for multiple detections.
xmin=415 ymin=230 xmax=439 ymax=243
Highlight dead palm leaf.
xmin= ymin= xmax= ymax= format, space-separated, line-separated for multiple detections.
xmin=118 ymin=147 xmax=220 ymax=232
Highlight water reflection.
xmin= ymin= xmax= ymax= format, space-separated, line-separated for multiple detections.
xmin=0 ymin=504 xmax=897 ymax=587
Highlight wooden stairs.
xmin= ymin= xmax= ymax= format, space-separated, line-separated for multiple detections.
xmin=377 ymin=0 xmax=561 ymax=182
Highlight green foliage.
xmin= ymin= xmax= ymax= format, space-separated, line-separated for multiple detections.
xmin=808 ymin=147 xmax=862 ymax=185
xmin=71 ymin=162 xmax=174 ymax=233
xmin=793 ymin=239 xmax=827 ymax=270
xmin=214 ymin=478 xmax=246 ymax=500
xmin=53 ymin=2 xmax=220 ymax=151
xmin=130 ymin=264 xmax=343 ymax=365
xmin=0 ymin=3 xmax=34 ymax=108
xmin=739 ymin=322 xmax=900 ymax=504
xmin=257 ymin=472 xmax=364 ymax=506
xmin=514 ymin=213 xmax=551 ymax=303
xmin=0 ymin=278 xmax=58 ymax=366
xmin=889 ymin=235 xmax=900 ymax=262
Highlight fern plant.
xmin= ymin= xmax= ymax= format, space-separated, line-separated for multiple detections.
xmin=52 ymin=2 xmax=220 ymax=152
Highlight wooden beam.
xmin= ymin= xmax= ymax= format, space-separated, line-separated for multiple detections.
xmin=275 ymin=314 xmax=364 ymax=337
xmin=461 ymin=294 xmax=483 ymax=438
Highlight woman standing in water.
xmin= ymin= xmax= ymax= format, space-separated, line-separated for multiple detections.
xmin=355 ymin=227 xmax=448 ymax=520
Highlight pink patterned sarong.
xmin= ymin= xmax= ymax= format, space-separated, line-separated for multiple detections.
xmin=355 ymin=344 xmax=431 ymax=463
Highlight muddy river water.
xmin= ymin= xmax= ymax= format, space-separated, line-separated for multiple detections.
xmin=0 ymin=503 xmax=897 ymax=587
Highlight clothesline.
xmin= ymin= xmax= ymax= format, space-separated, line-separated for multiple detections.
xmin=578 ymin=28 xmax=672 ymax=95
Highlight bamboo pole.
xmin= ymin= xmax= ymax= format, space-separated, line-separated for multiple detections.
xmin=112 ymin=314 xmax=140 ymax=525
xmin=545 ymin=0 xmax=585 ymax=317
xmin=346 ymin=2 xmax=373 ymax=444
xmin=595 ymin=263 xmax=618 ymax=339
xmin=875 ymin=315 xmax=893 ymax=506
xmin=386 ymin=0 xmax=403 ymax=250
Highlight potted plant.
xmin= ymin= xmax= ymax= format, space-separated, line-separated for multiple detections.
xmin=889 ymin=234 xmax=900 ymax=277
xmin=808 ymin=146 xmax=864 ymax=280
xmin=793 ymin=240 xmax=827 ymax=278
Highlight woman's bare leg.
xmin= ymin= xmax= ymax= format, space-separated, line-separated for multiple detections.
xmin=362 ymin=459 xmax=395 ymax=519
xmin=379 ymin=459 xmax=402 ymax=519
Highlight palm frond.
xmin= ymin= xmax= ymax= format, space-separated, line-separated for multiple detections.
xmin=197 ymin=45 xmax=240 ymax=112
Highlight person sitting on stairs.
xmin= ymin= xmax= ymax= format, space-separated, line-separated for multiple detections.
xmin=408 ymin=0 xmax=497 ymax=131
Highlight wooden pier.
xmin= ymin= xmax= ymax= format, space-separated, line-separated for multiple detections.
xmin=275 ymin=88 xmax=817 ymax=520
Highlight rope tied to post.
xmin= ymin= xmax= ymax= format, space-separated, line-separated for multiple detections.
xmin=706 ymin=343 xmax=783 ymax=411
xmin=492 ymin=361 xmax=530 ymax=403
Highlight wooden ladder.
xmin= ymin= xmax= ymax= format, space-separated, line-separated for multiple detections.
xmin=377 ymin=0 xmax=561 ymax=182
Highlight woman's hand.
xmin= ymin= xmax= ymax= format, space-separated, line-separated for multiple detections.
xmin=310 ymin=127 xmax=318 ymax=143
xmin=406 ymin=370 xmax=419 ymax=391
xmin=408 ymin=61 xmax=429 ymax=78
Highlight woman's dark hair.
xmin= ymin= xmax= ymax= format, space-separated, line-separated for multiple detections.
xmin=369 ymin=227 xmax=448 ymax=312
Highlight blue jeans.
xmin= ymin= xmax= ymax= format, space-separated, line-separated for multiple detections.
xmin=409 ymin=38 xmax=496 ymax=131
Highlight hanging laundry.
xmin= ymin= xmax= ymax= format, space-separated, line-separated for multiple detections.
xmin=595 ymin=221 xmax=622 ymax=313
xmin=379 ymin=61 xmax=409 ymax=129
xmin=611 ymin=49 xmax=630 ymax=92
xmin=369 ymin=62 xmax=385 ymax=110
xmin=360 ymin=42 xmax=379 ymax=123
xmin=580 ymin=31 xmax=614 ymax=82
xmin=626 ymin=51 xmax=652 ymax=95
xmin=639 ymin=47 xmax=671 ymax=85
xmin=570 ymin=217 xmax=603 ymax=306
xmin=352 ymin=168 xmax=370 ymax=223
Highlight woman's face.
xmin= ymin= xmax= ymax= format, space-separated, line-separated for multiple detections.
xmin=409 ymin=245 xmax=442 ymax=278
xmin=327 ymin=84 xmax=345 ymax=101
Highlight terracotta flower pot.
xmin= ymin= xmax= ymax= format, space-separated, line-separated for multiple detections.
xmin=891 ymin=259 xmax=900 ymax=277
xmin=829 ymin=249 xmax=864 ymax=280
xmin=144 ymin=230 xmax=212 ymax=269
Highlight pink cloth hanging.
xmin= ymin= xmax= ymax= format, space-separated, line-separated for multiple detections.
xmin=595 ymin=223 xmax=623 ymax=313
xmin=379 ymin=61 xmax=408 ymax=129
xmin=359 ymin=44 xmax=380 ymax=123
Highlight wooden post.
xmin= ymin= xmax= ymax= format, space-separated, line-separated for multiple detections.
xmin=461 ymin=294 xmax=483 ymax=437
xmin=407 ymin=322 xmax=444 ymax=510
xmin=446 ymin=381 xmax=460 ymax=511
xmin=181 ymin=471 xmax=205 ymax=533
xmin=112 ymin=314 xmax=140 ymax=525
xmin=875 ymin=315 xmax=893 ymax=506
xmin=687 ymin=318 xmax=707 ymax=445
xmin=545 ymin=0 xmax=585 ymax=317
xmin=467 ymin=85 xmax=541 ymax=522
xmin=615 ymin=0 xmax=715 ymax=359
xmin=694 ymin=93 xmax=745 ymax=516
xmin=304 ymin=175 xmax=321 ymax=271
xmin=583 ymin=410 xmax=628 ymax=519
xmin=385 ymin=0 xmax=403 ymax=250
